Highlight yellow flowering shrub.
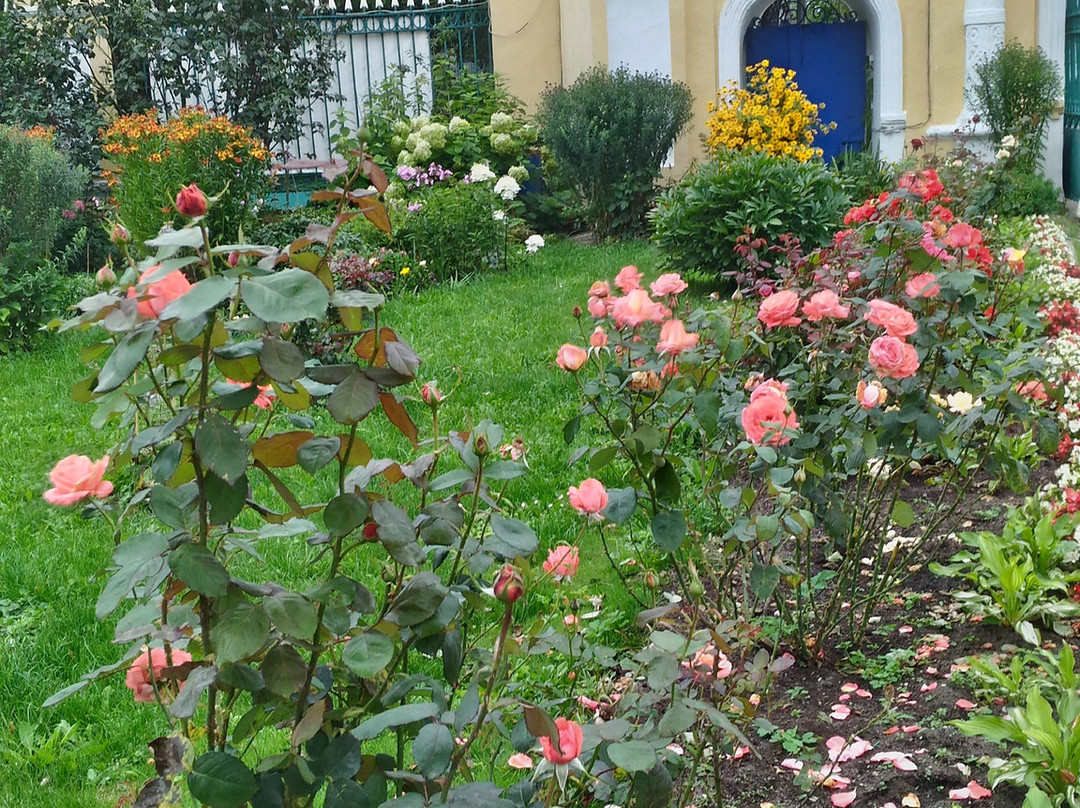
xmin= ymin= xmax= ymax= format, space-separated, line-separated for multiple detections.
xmin=704 ymin=60 xmax=834 ymax=162
xmin=101 ymin=107 xmax=271 ymax=247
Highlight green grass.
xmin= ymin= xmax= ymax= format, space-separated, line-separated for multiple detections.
xmin=0 ymin=238 xmax=662 ymax=806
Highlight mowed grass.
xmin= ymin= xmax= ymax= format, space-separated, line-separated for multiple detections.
xmin=0 ymin=239 xmax=661 ymax=806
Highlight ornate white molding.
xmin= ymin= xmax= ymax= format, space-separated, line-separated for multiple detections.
xmin=716 ymin=0 xmax=906 ymax=161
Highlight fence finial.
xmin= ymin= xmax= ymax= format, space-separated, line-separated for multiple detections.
xmin=344 ymin=0 xmax=353 ymax=10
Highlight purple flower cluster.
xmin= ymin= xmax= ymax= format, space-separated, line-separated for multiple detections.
xmin=395 ymin=162 xmax=454 ymax=190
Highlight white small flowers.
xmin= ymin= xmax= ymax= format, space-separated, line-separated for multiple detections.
xmin=494 ymin=175 xmax=521 ymax=201
xmin=525 ymin=234 xmax=545 ymax=253
xmin=468 ymin=162 xmax=496 ymax=183
xmin=1001 ymin=134 xmax=1018 ymax=149
xmin=492 ymin=210 xmax=506 ymax=222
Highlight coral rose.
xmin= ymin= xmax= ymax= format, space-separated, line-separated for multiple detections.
xmin=588 ymin=280 xmax=611 ymax=298
xmin=543 ymin=544 xmax=580 ymax=580
xmin=127 ymin=265 xmax=193 ymax=319
xmin=587 ymin=296 xmax=608 ymax=319
xmin=802 ymin=289 xmax=850 ymax=322
xmin=856 ymin=380 xmax=887 ymax=409
xmin=611 ymin=289 xmax=665 ymax=329
xmin=539 ymin=717 xmax=584 ymax=765
xmin=556 ymin=344 xmax=588 ymax=371
xmin=43 ymin=454 xmax=114 ymax=506
xmin=905 ymin=273 xmax=940 ymax=299
xmin=866 ymin=299 xmax=917 ymax=338
xmin=741 ymin=389 xmax=798 ymax=446
xmin=614 ymin=265 xmax=643 ymax=294
xmin=590 ymin=326 xmax=608 ymax=348
xmin=568 ymin=478 xmax=608 ymax=515
xmin=757 ymin=289 xmax=801 ymax=328
xmin=656 ymin=319 xmax=699 ymax=356
xmin=868 ymin=335 xmax=919 ymax=379
xmin=175 ymin=183 xmax=208 ymax=218
xmin=126 ymin=647 xmax=193 ymax=703
xmin=650 ymin=272 xmax=688 ymax=297
xmin=683 ymin=644 xmax=733 ymax=680
xmin=943 ymin=222 xmax=982 ymax=249
xmin=750 ymin=378 xmax=790 ymax=403
xmin=1016 ymin=380 xmax=1048 ymax=401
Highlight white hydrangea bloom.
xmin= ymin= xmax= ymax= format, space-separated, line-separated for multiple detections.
xmin=469 ymin=163 xmax=496 ymax=183
xmin=525 ymin=234 xmax=545 ymax=253
xmin=494 ymin=175 xmax=521 ymax=201
xmin=507 ymin=164 xmax=529 ymax=184
xmin=448 ymin=116 xmax=470 ymax=133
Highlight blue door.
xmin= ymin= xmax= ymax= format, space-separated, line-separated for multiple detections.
xmin=745 ymin=21 xmax=868 ymax=163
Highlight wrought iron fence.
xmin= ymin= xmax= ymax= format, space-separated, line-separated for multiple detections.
xmin=1065 ymin=0 xmax=1080 ymax=198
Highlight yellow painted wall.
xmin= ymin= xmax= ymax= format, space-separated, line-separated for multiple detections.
xmin=489 ymin=0 xmax=563 ymax=113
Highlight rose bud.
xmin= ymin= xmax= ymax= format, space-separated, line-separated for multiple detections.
xmin=421 ymin=382 xmax=443 ymax=407
xmin=493 ymin=564 xmax=524 ymax=603
xmin=95 ymin=264 xmax=116 ymax=287
xmin=176 ymin=183 xmax=208 ymax=218
xmin=111 ymin=223 xmax=130 ymax=245
xmin=227 ymin=251 xmax=240 ymax=268
xmin=572 ymin=305 xmax=582 ymax=319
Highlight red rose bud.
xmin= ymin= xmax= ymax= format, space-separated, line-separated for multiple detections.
xmin=111 ymin=223 xmax=130 ymax=245
xmin=572 ymin=305 xmax=582 ymax=319
xmin=176 ymin=183 xmax=208 ymax=218
xmin=362 ymin=523 xmax=378 ymax=540
xmin=421 ymin=382 xmax=443 ymax=406
xmin=227 ymin=251 xmax=240 ymax=268
xmin=95 ymin=263 xmax=116 ymax=287
xmin=494 ymin=564 xmax=523 ymax=603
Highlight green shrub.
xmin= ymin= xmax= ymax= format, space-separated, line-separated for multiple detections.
xmin=0 ymin=243 xmax=72 ymax=354
xmin=0 ymin=126 xmax=87 ymax=260
xmin=971 ymin=168 xmax=1065 ymax=219
xmin=537 ymin=66 xmax=693 ymax=238
xmin=650 ymin=151 xmax=848 ymax=283
xmin=830 ymin=148 xmax=899 ymax=203
xmin=968 ymin=41 xmax=1062 ymax=173
xmin=388 ymin=181 xmax=503 ymax=282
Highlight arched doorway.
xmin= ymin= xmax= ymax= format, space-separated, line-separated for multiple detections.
xmin=717 ymin=0 xmax=906 ymax=162
xmin=744 ymin=0 xmax=867 ymax=163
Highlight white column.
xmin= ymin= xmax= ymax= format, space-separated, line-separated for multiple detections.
xmin=1039 ymin=0 xmax=1067 ymax=190
xmin=928 ymin=0 xmax=1004 ymax=153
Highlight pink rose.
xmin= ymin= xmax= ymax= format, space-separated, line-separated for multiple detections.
xmin=127 ymin=265 xmax=193 ymax=319
xmin=227 ymin=378 xmax=275 ymax=410
xmin=868 ymin=335 xmax=919 ymax=379
xmin=614 ymin=265 xmax=643 ymax=294
xmin=750 ymin=378 xmax=790 ymax=403
xmin=590 ymin=326 xmax=608 ymax=349
xmin=802 ymin=289 xmax=850 ymax=322
xmin=544 ymin=544 xmax=580 ymax=580
xmin=943 ymin=222 xmax=982 ymax=249
xmin=1016 ymin=380 xmax=1048 ymax=401
xmin=856 ymin=380 xmax=887 ymax=409
xmin=905 ymin=272 xmax=940 ymax=299
xmin=493 ymin=564 xmax=524 ymax=603
xmin=650 ymin=272 xmax=688 ymax=297
xmin=757 ymin=289 xmax=801 ymax=328
xmin=611 ymin=289 xmax=665 ymax=329
xmin=556 ymin=343 xmax=588 ymax=371
xmin=125 ymin=647 xmax=194 ymax=703
xmin=741 ymin=390 xmax=798 ymax=446
xmin=866 ymin=299 xmax=918 ymax=338
xmin=43 ymin=454 xmax=114 ymax=506
xmin=587 ymin=295 xmax=608 ymax=318
xmin=656 ymin=319 xmax=699 ymax=356
xmin=568 ymin=478 xmax=608 ymax=515
xmin=175 ymin=183 xmax=207 ymax=218
xmin=683 ymin=644 xmax=732 ymax=680
xmin=539 ymin=717 xmax=584 ymax=765
xmin=588 ymin=280 xmax=611 ymax=298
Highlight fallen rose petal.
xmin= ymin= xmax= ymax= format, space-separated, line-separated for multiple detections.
xmin=920 ymin=682 xmax=938 ymax=692
xmin=839 ymin=693 xmax=851 ymax=701
xmin=826 ymin=735 xmax=874 ymax=762
xmin=925 ymin=666 xmax=938 ymax=675
xmin=831 ymin=790 xmax=857 ymax=807
xmin=898 ymin=625 xmax=913 ymax=634
xmin=883 ymin=726 xmax=900 ymax=735
xmin=955 ymin=699 xmax=977 ymax=710
xmin=729 ymin=745 xmax=750 ymax=760
xmin=949 ymin=788 xmax=971 ymax=800
xmin=902 ymin=795 xmax=921 ymax=808
xmin=871 ymin=751 xmax=917 ymax=771
xmin=965 ymin=780 xmax=992 ymax=799
xmin=841 ymin=683 xmax=860 ymax=693
xmin=830 ymin=704 xmax=852 ymax=720
xmin=856 ymin=689 xmax=873 ymax=698
xmin=780 ymin=758 xmax=803 ymax=772
xmin=901 ymin=725 xmax=920 ymax=734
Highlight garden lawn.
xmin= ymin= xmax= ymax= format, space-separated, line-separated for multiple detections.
xmin=0 ymin=238 xmax=658 ymax=807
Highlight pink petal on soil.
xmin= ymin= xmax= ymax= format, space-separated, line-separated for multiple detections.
xmin=901 ymin=725 xmax=921 ymax=734
xmin=830 ymin=704 xmax=852 ymax=720
xmin=871 ymin=751 xmax=917 ymax=771
xmin=898 ymin=625 xmax=913 ymax=634
xmin=920 ymin=682 xmax=938 ymax=692
xmin=831 ymin=790 xmax=857 ymax=807
xmin=840 ymin=682 xmax=859 ymax=693
xmin=856 ymin=689 xmax=872 ymax=698
xmin=780 ymin=758 xmax=803 ymax=772
xmin=826 ymin=736 xmax=873 ymax=762
xmin=955 ymin=699 xmax=977 ymax=710
xmin=883 ymin=726 xmax=900 ymax=735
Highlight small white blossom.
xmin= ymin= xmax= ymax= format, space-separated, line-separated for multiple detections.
xmin=525 ymin=234 xmax=545 ymax=253
xmin=996 ymin=148 xmax=1011 ymax=161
